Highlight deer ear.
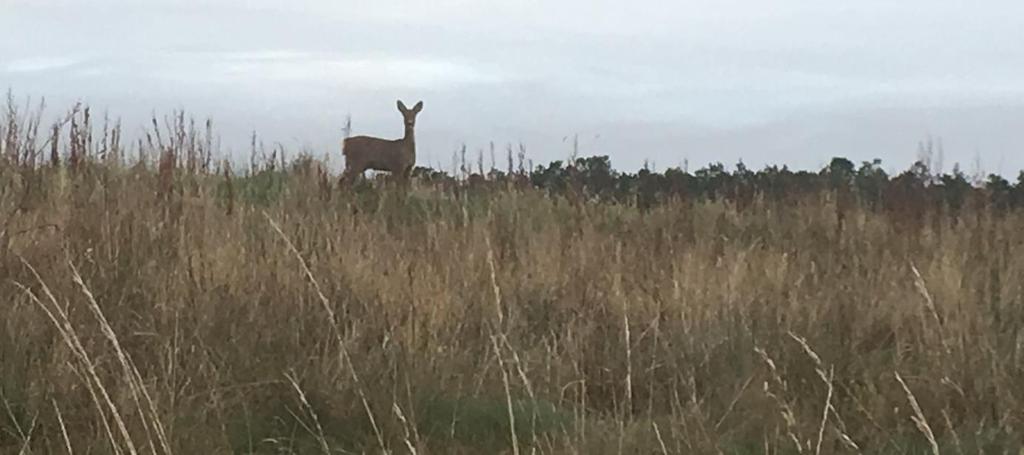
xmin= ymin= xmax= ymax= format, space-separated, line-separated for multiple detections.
xmin=397 ymin=100 xmax=408 ymax=112
xmin=412 ymin=101 xmax=423 ymax=113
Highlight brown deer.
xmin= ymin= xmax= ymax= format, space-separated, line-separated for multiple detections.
xmin=339 ymin=100 xmax=423 ymax=186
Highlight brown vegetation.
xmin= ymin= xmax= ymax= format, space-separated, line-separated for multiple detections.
xmin=1 ymin=96 xmax=1023 ymax=454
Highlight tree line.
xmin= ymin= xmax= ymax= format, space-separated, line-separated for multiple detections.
xmin=409 ymin=154 xmax=1024 ymax=215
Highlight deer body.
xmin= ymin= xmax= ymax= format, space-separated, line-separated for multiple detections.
xmin=341 ymin=100 xmax=423 ymax=184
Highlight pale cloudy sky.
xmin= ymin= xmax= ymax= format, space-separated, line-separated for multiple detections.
xmin=3 ymin=0 xmax=1024 ymax=176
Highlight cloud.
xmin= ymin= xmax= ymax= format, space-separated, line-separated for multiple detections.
xmin=206 ymin=51 xmax=507 ymax=90
xmin=4 ymin=56 xmax=82 ymax=73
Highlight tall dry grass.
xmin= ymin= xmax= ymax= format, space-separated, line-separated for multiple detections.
xmin=1 ymin=96 xmax=1023 ymax=454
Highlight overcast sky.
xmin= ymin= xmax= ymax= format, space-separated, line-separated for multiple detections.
xmin=3 ymin=0 xmax=1024 ymax=176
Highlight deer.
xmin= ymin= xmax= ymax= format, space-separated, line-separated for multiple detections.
xmin=339 ymin=100 xmax=423 ymax=187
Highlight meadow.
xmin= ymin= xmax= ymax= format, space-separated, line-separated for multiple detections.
xmin=2 ymin=95 xmax=1024 ymax=454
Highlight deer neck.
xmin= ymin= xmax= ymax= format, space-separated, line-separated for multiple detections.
xmin=403 ymin=125 xmax=416 ymax=151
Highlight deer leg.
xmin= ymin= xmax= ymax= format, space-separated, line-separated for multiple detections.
xmin=399 ymin=165 xmax=414 ymax=189
xmin=339 ymin=166 xmax=361 ymax=188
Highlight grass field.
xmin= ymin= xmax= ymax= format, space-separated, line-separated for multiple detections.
xmin=2 ymin=98 xmax=1023 ymax=454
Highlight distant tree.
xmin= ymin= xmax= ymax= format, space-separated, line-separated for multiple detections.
xmin=985 ymin=174 xmax=1013 ymax=212
xmin=694 ymin=162 xmax=728 ymax=201
xmin=733 ymin=160 xmax=756 ymax=210
xmin=1013 ymin=171 xmax=1024 ymax=209
xmin=663 ymin=167 xmax=692 ymax=202
xmin=823 ymin=157 xmax=856 ymax=188
xmin=884 ymin=165 xmax=929 ymax=233
xmin=635 ymin=167 xmax=666 ymax=210
xmin=531 ymin=160 xmax=569 ymax=195
xmin=573 ymin=155 xmax=616 ymax=200
xmin=854 ymin=159 xmax=888 ymax=210
xmin=937 ymin=165 xmax=972 ymax=215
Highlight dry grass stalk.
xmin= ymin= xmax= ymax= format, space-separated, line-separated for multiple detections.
xmin=15 ymin=259 xmax=138 ymax=454
xmin=755 ymin=346 xmax=805 ymax=454
xmin=910 ymin=263 xmax=951 ymax=355
xmin=284 ymin=372 xmax=332 ymax=455
xmin=264 ymin=212 xmax=388 ymax=453
xmin=392 ymin=403 xmax=419 ymax=455
xmin=490 ymin=334 xmax=521 ymax=455
xmin=222 ymin=160 xmax=234 ymax=216
xmin=52 ymin=399 xmax=74 ymax=455
xmin=787 ymin=332 xmax=860 ymax=452
xmin=69 ymin=261 xmax=173 ymax=455
xmin=895 ymin=370 xmax=940 ymax=455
